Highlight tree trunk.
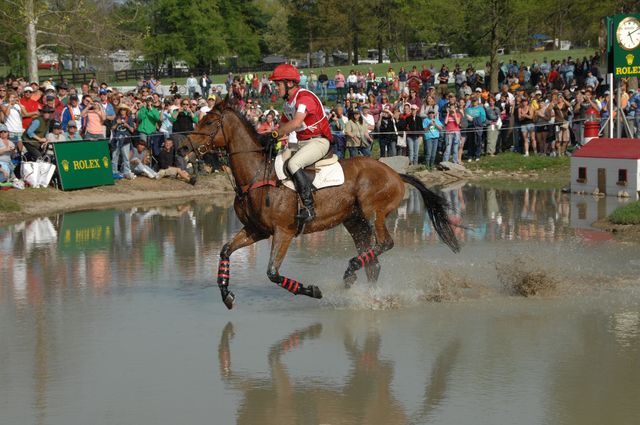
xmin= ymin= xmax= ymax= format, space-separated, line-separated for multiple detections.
xmin=26 ymin=0 xmax=39 ymax=83
xmin=489 ymin=23 xmax=500 ymax=93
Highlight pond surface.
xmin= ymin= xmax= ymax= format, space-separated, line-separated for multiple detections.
xmin=1 ymin=186 xmax=640 ymax=425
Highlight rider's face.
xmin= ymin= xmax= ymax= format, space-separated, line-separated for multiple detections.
xmin=276 ymin=81 xmax=286 ymax=98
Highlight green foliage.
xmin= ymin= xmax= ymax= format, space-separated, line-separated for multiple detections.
xmin=609 ymin=201 xmax=640 ymax=225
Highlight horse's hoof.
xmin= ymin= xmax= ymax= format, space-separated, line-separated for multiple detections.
xmin=343 ymin=273 xmax=357 ymax=288
xmin=222 ymin=291 xmax=235 ymax=310
xmin=308 ymin=285 xmax=323 ymax=299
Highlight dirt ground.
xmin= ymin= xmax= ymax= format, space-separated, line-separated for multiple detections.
xmin=0 ymin=173 xmax=236 ymax=224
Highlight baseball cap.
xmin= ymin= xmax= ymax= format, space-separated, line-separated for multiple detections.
xmin=208 ymin=95 xmax=216 ymax=100
xmin=67 ymin=120 xmax=78 ymax=128
xmin=69 ymin=94 xmax=79 ymax=101
xmin=51 ymin=120 xmax=62 ymax=129
xmin=475 ymin=87 xmax=482 ymax=92
xmin=45 ymin=95 xmax=56 ymax=101
xmin=23 ymin=86 xmax=34 ymax=92
xmin=44 ymin=84 xmax=55 ymax=92
xmin=99 ymin=89 xmax=108 ymax=95
xmin=0 ymin=123 xmax=8 ymax=132
xmin=410 ymin=104 xmax=419 ymax=109
xmin=362 ymin=104 xmax=370 ymax=109
xmin=428 ymin=110 xmax=436 ymax=114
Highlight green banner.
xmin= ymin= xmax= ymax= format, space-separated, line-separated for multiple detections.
xmin=58 ymin=210 xmax=115 ymax=254
xmin=53 ymin=140 xmax=114 ymax=190
xmin=609 ymin=14 xmax=640 ymax=78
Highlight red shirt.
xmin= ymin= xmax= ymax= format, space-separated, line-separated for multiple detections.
xmin=420 ymin=69 xmax=431 ymax=81
xmin=20 ymin=97 xmax=41 ymax=129
xmin=282 ymin=88 xmax=331 ymax=141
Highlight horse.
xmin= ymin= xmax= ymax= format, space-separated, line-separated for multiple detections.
xmin=187 ymin=101 xmax=460 ymax=309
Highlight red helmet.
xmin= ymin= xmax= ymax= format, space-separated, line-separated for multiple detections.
xmin=269 ymin=64 xmax=300 ymax=83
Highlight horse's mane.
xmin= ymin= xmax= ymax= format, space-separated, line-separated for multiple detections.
xmin=207 ymin=96 xmax=260 ymax=142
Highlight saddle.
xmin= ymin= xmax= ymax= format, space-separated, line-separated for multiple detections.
xmin=274 ymin=148 xmax=344 ymax=191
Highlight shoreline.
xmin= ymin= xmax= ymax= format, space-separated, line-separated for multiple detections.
xmin=0 ymin=167 xmax=568 ymax=225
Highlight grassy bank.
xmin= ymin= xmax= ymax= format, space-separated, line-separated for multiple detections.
xmin=609 ymin=201 xmax=640 ymax=225
xmin=0 ymin=195 xmax=21 ymax=213
xmin=467 ymin=152 xmax=570 ymax=172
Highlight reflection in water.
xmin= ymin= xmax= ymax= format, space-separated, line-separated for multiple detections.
xmin=218 ymin=322 xmax=459 ymax=425
xmin=0 ymin=187 xmax=639 ymax=425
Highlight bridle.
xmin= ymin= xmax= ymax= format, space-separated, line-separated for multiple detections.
xmin=187 ymin=108 xmax=277 ymax=200
xmin=187 ymin=108 xmax=266 ymax=159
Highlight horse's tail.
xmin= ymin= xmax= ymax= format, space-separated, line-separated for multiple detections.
xmin=399 ymin=174 xmax=460 ymax=253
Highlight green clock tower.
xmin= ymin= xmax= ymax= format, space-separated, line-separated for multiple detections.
xmin=608 ymin=14 xmax=640 ymax=78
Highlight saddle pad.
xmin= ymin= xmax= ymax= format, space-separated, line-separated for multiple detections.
xmin=274 ymin=151 xmax=344 ymax=191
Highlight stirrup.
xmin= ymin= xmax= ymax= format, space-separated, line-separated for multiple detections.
xmin=295 ymin=205 xmax=315 ymax=223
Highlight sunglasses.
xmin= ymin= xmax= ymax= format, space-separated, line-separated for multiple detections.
xmin=0 ymin=130 xmax=8 ymax=133
xmin=182 ymin=103 xmax=189 ymax=105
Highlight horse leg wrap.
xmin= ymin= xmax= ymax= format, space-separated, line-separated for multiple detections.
xmin=279 ymin=277 xmax=301 ymax=295
xmin=217 ymin=259 xmax=230 ymax=289
xmin=346 ymin=249 xmax=377 ymax=274
xmin=217 ymin=259 xmax=235 ymax=309
xmin=277 ymin=276 xmax=323 ymax=299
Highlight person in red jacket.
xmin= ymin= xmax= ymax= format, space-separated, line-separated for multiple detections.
xmin=269 ymin=64 xmax=332 ymax=222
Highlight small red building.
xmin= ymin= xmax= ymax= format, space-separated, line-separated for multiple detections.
xmin=571 ymin=138 xmax=640 ymax=199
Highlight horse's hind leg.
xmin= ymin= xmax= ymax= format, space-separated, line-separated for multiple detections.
xmin=266 ymin=229 xmax=322 ymax=299
xmin=343 ymin=216 xmax=380 ymax=286
xmin=218 ymin=227 xmax=268 ymax=309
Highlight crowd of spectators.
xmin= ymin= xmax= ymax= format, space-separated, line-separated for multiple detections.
xmin=1 ymin=51 xmax=639 ymax=188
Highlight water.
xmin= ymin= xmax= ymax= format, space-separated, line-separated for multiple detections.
xmin=1 ymin=186 xmax=639 ymax=425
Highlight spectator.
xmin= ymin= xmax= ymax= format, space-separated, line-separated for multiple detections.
xmin=159 ymin=99 xmax=175 ymax=140
xmin=465 ymin=96 xmax=486 ymax=162
xmin=309 ymin=70 xmax=318 ymax=94
xmin=156 ymin=138 xmax=196 ymax=184
xmin=186 ymin=74 xmax=198 ymax=98
xmin=46 ymin=121 xmax=67 ymax=145
xmin=1 ymin=91 xmax=32 ymax=144
xmin=318 ymin=69 xmax=329 ymax=101
xmin=548 ymin=91 xmax=570 ymax=156
xmin=20 ymin=86 xmax=40 ymax=130
xmin=22 ymin=106 xmax=54 ymax=159
xmin=169 ymin=81 xmax=179 ymax=97
xmin=256 ymin=111 xmax=278 ymax=134
xmin=200 ymin=73 xmax=211 ymax=98
xmin=111 ymin=104 xmax=136 ymax=179
xmin=484 ymin=96 xmax=501 ymax=156
xmin=422 ymin=110 xmax=443 ymax=168
xmin=171 ymin=98 xmax=198 ymax=144
xmin=130 ymin=139 xmax=159 ymax=179
xmin=443 ymin=97 xmax=461 ymax=164
xmin=398 ymin=66 xmax=407 ymax=94
xmin=377 ymin=106 xmax=398 ymax=158
xmin=344 ymin=108 xmax=372 ymax=158
xmin=0 ymin=124 xmax=16 ymax=182
xmin=65 ymin=120 xmax=82 ymax=141
xmin=404 ymin=104 xmax=423 ymax=165
xmin=136 ymin=95 xmax=160 ymax=144
xmin=517 ymin=96 xmax=535 ymax=156
xmin=81 ymin=96 xmax=106 ymax=140
xmin=437 ymin=64 xmax=450 ymax=97
xmin=329 ymin=105 xmax=348 ymax=159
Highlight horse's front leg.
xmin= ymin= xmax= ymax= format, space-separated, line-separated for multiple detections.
xmin=218 ymin=227 xmax=268 ymax=309
xmin=266 ymin=228 xmax=322 ymax=299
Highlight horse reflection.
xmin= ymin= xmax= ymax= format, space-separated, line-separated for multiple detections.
xmin=218 ymin=322 xmax=460 ymax=424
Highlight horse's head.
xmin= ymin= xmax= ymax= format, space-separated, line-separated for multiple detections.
xmin=187 ymin=100 xmax=227 ymax=156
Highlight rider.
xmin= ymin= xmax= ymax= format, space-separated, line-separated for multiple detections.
xmin=268 ymin=63 xmax=332 ymax=223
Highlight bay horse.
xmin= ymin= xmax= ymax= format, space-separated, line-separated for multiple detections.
xmin=188 ymin=102 xmax=460 ymax=309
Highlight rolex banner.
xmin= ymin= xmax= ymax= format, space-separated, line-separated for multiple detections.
xmin=53 ymin=140 xmax=114 ymax=190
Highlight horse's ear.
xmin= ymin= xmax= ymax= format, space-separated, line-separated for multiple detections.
xmin=214 ymin=94 xmax=226 ymax=110
xmin=224 ymin=92 xmax=238 ymax=110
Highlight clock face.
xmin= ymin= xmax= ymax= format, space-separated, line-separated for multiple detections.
xmin=616 ymin=17 xmax=640 ymax=50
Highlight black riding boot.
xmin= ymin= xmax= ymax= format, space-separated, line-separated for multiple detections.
xmin=291 ymin=169 xmax=315 ymax=222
